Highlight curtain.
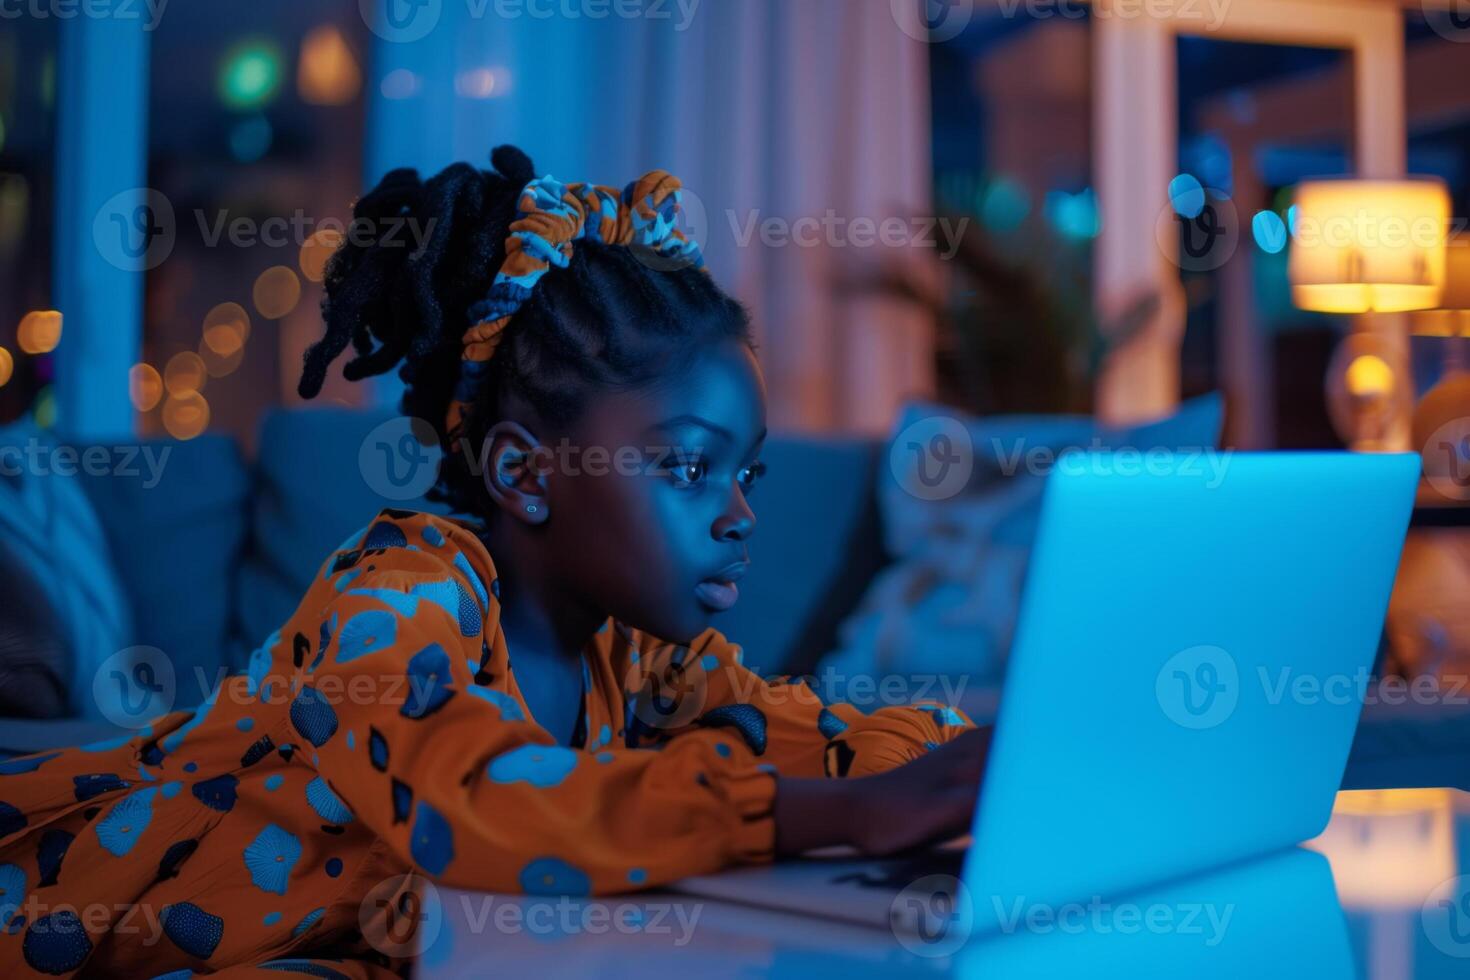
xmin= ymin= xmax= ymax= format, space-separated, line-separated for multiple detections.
xmin=366 ymin=0 xmax=936 ymax=433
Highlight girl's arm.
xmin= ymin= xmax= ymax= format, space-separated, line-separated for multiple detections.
xmin=294 ymin=590 xmax=781 ymax=894
xmin=622 ymin=628 xmax=980 ymax=780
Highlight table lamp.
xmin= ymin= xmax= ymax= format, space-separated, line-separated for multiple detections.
xmin=1289 ymin=178 xmax=1451 ymax=450
xmin=1412 ymin=233 xmax=1470 ymax=503
xmin=1289 ymin=178 xmax=1450 ymax=314
xmin=1411 ymin=233 xmax=1470 ymax=359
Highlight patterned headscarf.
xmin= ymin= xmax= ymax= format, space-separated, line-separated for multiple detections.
xmin=446 ymin=170 xmax=706 ymax=437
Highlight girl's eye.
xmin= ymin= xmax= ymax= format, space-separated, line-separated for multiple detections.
xmin=671 ymin=457 xmax=708 ymax=488
xmin=738 ymin=460 xmax=767 ymax=492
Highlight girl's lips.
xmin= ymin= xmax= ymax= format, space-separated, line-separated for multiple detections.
xmin=694 ymin=579 xmax=740 ymax=612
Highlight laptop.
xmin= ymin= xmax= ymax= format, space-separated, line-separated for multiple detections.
xmin=674 ymin=451 xmax=1419 ymax=938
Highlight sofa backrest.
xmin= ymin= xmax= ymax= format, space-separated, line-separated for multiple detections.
xmin=73 ymin=433 xmax=250 ymax=707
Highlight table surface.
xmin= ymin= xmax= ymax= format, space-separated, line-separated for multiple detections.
xmin=418 ymin=788 xmax=1470 ymax=979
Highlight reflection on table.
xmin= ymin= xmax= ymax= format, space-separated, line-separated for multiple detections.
xmin=421 ymin=789 xmax=1470 ymax=979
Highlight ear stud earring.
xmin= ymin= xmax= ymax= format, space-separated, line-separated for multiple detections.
xmin=526 ymin=504 xmax=539 ymax=514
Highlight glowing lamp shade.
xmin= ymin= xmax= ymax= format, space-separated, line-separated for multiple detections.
xmin=1289 ymin=178 xmax=1450 ymax=313
xmin=1412 ymin=235 xmax=1470 ymax=336
xmin=1438 ymin=233 xmax=1470 ymax=312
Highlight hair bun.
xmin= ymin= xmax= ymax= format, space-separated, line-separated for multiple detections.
xmin=490 ymin=145 xmax=536 ymax=188
xmin=357 ymin=167 xmax=426 ymax=220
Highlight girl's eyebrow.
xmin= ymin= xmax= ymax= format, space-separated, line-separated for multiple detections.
xmin=646 ymin=416 xmax=767 ymax=453
xmin=647 ymin=415 xmax=734 ymax=441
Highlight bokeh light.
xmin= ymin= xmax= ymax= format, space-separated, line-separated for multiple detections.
xmin=202 ymin=324 xmax=244 ymax=357
xmin=1168 ymin=173 xmax=1205 ymax=219
xmin=219 ymin=39 xmax=285 ymax=110
xmin=129 ymin=363 xmax=163 ymax=411
xmin=33 ymin=385 xmax=55 ymax=428
xmin=979 ymin=177 xmax=1030 ymax=232
xmin=455 ymin=67 xmax=498 ymax=99
xmin=299 ymin=227 xmax=344 ymax=283
xmin=1345 ymin=354 xmax=1393 ymax=399
xmin=1045 ymin=188 xmax=1101 ymax=240
xmin=0 ymin=175 xmax=28 ymax=252
xmin=253 ymin=265 xmax=302 ymax=319
xmin=199 ymin=331 xmax=245 ymax=378
xmin=380 ymin=69 xmax=420 ymax=100
xmin=17 ymin=309 xmax=62 ymax=354
xmin=203 ymin=301 xmax=252 ymax=347
xmin=162 ymin=391 xmax=210 ymax=440
xmin=0 ymin=346 xmax=12 ymax=387
xmin=164 ymin=351 xmax=207 ymax=396
xmin=298 ymin=25 xmax=361 ymax=106
xmin=228 ymin=115 xmax=273 ymax=162
xmin=1251 ymin=210 xmax=1287 ymax=254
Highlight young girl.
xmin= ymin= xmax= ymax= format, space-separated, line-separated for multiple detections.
xmin=0 ymin=146 xmax=984 ymax=977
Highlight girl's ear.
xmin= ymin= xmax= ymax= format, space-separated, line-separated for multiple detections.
xmin=481 ymin=420 xmax=550 ymax=525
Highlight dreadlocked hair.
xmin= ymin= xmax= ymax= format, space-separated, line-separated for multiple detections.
xmin=298 ymin=145 xmax=753 ymax=516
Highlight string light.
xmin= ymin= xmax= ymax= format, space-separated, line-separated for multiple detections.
xmin=129 ymin=363 xmax=163 ymax=411
xmin=17 ymin=310 xmax=62 ymax=354
xmin=299 ymin=228 xmax=343 ymax=283
xmin=219 ymin=39 xmax=285 ymax=111
xmin=164 ymin=351 xmax=207 ymax=396
xmin=33 ymin=385 xmax=55 ymax=428
xmin=253 ymin=265 xmax=301 ymax=319
xmin=455 ymin=68 xmax=498 ymax=99
xmin=162 ymin=391 xmax=210 ymax=440
xmin=199 ymin=333 xmax=245 ymax=378
xmin=298 ymin=25 xmax=361 ymax=106
xmin=203 ymin=301 xmax=251 ymax=347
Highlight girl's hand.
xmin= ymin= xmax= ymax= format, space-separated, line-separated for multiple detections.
xmin=774 ymin=726 xmax=993 ymax=857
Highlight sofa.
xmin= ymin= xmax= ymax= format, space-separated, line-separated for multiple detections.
xmin=0 ymin=405 xmax=1466 ymax=792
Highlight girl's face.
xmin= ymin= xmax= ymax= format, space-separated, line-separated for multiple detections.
xmin=547 ymin=339 xmax=767 ymax=644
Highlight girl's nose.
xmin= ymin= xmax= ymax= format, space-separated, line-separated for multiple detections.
xmin=713 ymin=494 xmax=755 ymax=542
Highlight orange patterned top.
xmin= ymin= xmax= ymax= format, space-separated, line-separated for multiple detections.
xmin=0 ymin=510 xmax=971 ymax=976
